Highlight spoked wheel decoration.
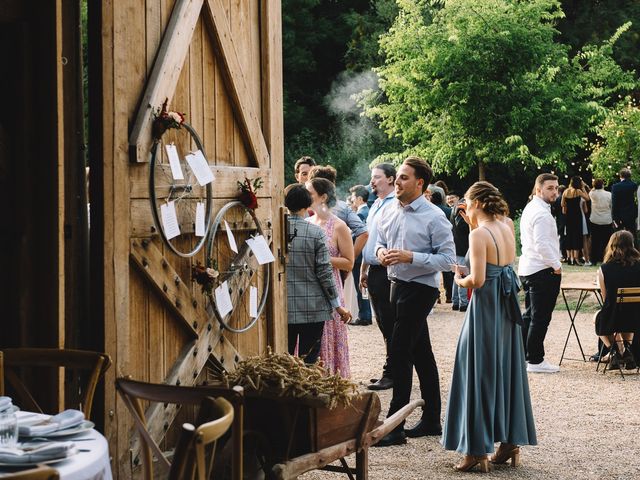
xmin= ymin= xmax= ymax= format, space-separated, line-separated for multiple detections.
xmin=149 ymin=122 xmax=213 ymax=257
xmin=206 ymin=201 xmax=270 ymax=333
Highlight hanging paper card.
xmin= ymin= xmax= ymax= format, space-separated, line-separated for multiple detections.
xmin=185 ymin=150 xmax=214 ymax=186
xmin=165 ymin=143 xmax=184 ymax=180
xmin=195 ymin=202 xmax=205 ymax=237
xmin=215 ymin=281 xmax=233 ymax=318
xmin=160 ymin=201 xmax=181 ymax=240
xmin=246 ymin=235 xmax=275 ymax=265
xmin=250 ymin=286 xmax=258 ymax=318
xmin=224 ymin=220 xmax=238 ymax=253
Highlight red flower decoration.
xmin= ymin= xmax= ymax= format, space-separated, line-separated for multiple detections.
xmin=237 ymin=177 xmax=263 ymax=210
xmin=152 ymin=98 xmax=186 ymax=139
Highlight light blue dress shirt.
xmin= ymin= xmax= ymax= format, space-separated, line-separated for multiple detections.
xmin=362 ymin=192 xmax=396 ymax=265
xmin=375 ymin=194 xmax=455 ymax=288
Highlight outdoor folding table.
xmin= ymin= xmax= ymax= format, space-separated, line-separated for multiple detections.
xmin=559 ymin=283 xmax=603 ymax=365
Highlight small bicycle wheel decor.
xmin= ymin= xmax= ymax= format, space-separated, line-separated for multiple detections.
xmin=149 ymin=107 xmax=213 ymax=258
xmin=204 ymin=198 xmax=270 ymax=333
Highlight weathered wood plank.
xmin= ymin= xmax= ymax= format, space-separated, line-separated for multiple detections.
xmin=128 ymin=0 xmax=204 ymax=163
xmin=261 ymin=0 xmax=286 ymax=352
xmin=203 ymin=0 xmax=270 ymax=167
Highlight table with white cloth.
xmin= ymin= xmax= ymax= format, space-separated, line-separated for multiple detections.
xmin=0 ymin=412 xmax=112 ymax=480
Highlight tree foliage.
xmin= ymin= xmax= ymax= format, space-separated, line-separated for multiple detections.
xmin=590 ymin=101 xmax=640 ymax=183
xmin=361 ymin=0 xmax=637 ymax=179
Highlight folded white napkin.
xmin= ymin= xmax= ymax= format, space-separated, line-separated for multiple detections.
xmin=0 ymin=397 xmax=12 ymax=412
xmin=0 ymin=441 xmax=77 ymax=464
xmin=18 ymin=410 xmax=84 ymax=437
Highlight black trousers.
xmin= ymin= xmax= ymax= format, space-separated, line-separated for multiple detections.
xmin=520 ymin=268 xmax=562 ymax=364
xmin=388 ymin=280 xmax=441 ymax=428
xmin=367 ymin=265 xmax=395 ymax=379
xmin=353 ymin=257 xmax=371 ymax=321
xmin=442 ymin=271 xmax=454 ymax=301
xmin=590 ymin=223 xmax=613 ymax=264
xmin=288 ymin=322 xmax=325 ymax=364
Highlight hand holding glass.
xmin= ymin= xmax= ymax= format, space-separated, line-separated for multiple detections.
xmin=450 ymin=264 xmax=469 ymax=277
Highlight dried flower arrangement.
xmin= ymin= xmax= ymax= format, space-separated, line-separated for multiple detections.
xmin=152 ymin=98 xmax=186 ymax=139
xmin=191 ymin=261 xmax=219 ymax=295
xmin=237 ymin=177 xmax=263 ymax=210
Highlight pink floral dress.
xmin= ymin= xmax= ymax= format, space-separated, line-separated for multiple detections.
xmin=317 ymin=215 xmax=351 ymax=377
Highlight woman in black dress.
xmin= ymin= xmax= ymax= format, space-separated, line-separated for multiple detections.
xmin=561 ymin=176 xmax=590 ymax=265
xmin=595 ymin=230 xmax=640 ymax=369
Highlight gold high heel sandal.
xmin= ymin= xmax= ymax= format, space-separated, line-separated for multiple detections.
xmin=490 ymin=445 xmax=521 ymax=467
xmin=453 ymin=456 xmax=490 ymax=473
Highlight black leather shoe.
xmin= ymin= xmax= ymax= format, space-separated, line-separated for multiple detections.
xmin=404 ymin=419 xmax=442 ymax=438
xmin=367 ymin=377 xmax=393 ymax=390
xmin=459 ymin=306 xmax=468 ymax=312
xmin=452 ymin=304 xmax=459 ymax=311
xmin=351 ymin=318 xmax=372 ymax=326
xmin=373 ymin=430 xmax=406 ymax=447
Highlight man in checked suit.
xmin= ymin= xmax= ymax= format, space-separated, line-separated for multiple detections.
xmin=285 ymin=184 xmax=351 ymax=363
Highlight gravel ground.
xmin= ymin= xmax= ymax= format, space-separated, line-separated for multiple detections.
xmin=301 ymin=267 xmax=640 ymax=480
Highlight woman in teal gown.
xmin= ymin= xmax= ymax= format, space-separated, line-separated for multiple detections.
xmin=442 ymin=181 xmax=537 ymax=473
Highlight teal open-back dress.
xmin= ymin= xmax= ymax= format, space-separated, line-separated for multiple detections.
xmin=442 ymin=228 xmax=537 ymax=456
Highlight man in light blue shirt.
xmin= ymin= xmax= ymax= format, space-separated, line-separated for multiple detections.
xmin=374 ymin=156 xmax=455 ymax=447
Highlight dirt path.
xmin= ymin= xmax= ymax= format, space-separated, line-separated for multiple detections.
xmin=301 ymin=266 xmax=640 ymax=480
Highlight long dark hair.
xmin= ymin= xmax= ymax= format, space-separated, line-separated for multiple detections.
xmin=603 ymin=230 xmax=640 ymax=266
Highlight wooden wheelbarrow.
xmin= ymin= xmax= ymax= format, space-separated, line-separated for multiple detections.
xmin=240 ymin=390 xmax=424 ymax=480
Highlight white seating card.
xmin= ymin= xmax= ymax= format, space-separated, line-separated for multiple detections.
xmin=246 ymin=235 xmax=275 ymax=265
xmin=195 ymin=202 xmax=205 ymax=237
xmin=215 ymin=281 xmax=233 ymax=318
xmin=224 ymin=220 xmax=238 ymax=253
xmin=185 ymin=150 xmax=214 ymax=186
xmin=250 ymin=286 xmax=258 ymax=318
xmin=160 ymin=201 xmax=181 ymax=240
xmin=165 ymin=143 xmax=184 ymax=180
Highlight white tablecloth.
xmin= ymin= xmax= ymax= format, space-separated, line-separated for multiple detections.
xmin=0 ymin=412 xmax=112 ymax=480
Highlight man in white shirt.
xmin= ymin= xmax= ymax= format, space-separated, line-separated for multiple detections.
xmin=519 ymin=173 xmax=562 ymax=373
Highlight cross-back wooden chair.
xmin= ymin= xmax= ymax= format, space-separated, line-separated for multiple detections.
xmin=1 ymin=466 xmax=60 ymax=479
xmin=597 ymin=287 xmax=640 ymax=379
xmin=115 ymin=377 xmax=244 ymax=480
xmin=168 ymin=396 xmax=235 ymax=480
xmin=0 ymin=348 xmax=111 ymax=418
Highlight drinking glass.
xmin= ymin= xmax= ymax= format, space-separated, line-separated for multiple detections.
xmin=0 ymin=411 xmax=18 ymax=447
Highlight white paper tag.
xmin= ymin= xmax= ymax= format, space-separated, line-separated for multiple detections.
xmin=215 ymin=281 xmax=233 ymax=318
xmin=250 ymin=286 xmax=258 ymax=318
xmin=195 ymin=202 xmax=205 ymax=237
xmin=224 ymin=220 xmax=239 ymax=253
xmin=165 ymin=143 xmax=184 ymax=180
xmin=160 ymin=201 xmax=181 ymax=240
xmin=185 ymin=150 xmax=214 ymax=186
xmin=246 ymin=235 xmax=275 ymax=265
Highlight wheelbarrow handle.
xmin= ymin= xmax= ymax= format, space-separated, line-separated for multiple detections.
xmin=365 ymin=399 xmax=425 ymax=448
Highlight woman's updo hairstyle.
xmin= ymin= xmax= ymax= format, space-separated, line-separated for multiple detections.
xmin=308 ymin=177 xmax=337 ymax=208
xmin=465 ymin=181 xmax=509 ymax=217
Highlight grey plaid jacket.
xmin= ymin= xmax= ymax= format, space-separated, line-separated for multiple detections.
xmin=287 ymin=215 xmax=340 ymax=324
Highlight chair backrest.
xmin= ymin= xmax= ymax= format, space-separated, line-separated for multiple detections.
xmin=2 ymin=466 xmax=60 ymax=480
xmin=169 ymin=396 xmax=234 ymax=480
xmin=616 ymin=287 xmax=640 ymax=305
xmin=115 ymin=377 xmax=244 ymax=480
xmin=1 ymin=348 xmax=111 ymax=418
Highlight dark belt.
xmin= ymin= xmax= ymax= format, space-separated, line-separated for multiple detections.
xmin=369 ymin=265 xmax=386 ymax=271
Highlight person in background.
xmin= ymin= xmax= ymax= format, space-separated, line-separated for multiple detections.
xmin=611 ymin=168 xmax=638 ymax=233
xmin=451 ymin=198 xmax=470 ymax=312
xmin=374 ymin=156 xmax=455 ymax=447
xmin=551 ymin=185 xmax=567 ymax=262
xmin=293 ymin=156 xmax=316 ymax=184
xmin=594 ymin=230 xmax=640 ymax=369
xmin=349 ymin=184 xmax=372 ymax=326
xmin=581 ymin=182 xmax=593 ymax=266
xmin=285 ymin=184 xmax=351 ymax=364
xmin=446 ymin=193 xmax=460 ymax=208
xmin=519 ymin=173 xmax=562 ymax=373
xmin=589 ymin=178 xmax=613 ymax=265
xmin=427 ymin=182 xmax=445 ymax=205
xmin=306 ymin=178 xmax=355 ymax=376
xmin=561 ymin=176 xmax=590 ymax=266
xmin=431 ymin=191 xmax=453 ymax=304
xmin=360 ymin=163 xmax=397 ymax=391
xmin=308 ymin=165 xmax=368 ymax=259
xmin=443 ymin=181 xmax=536 ymax=472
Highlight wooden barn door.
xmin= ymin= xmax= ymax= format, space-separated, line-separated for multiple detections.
xmin=95 ymin=1 xmax=285 ymax=477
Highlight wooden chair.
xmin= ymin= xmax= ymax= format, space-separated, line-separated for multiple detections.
xmin=115 ymin=377 xmax=244 ymax=480
xmin=1 ymin=465 xmax=60 ymax=479
xmin=597 ymin=287 xmax=640 ymax=379
xmin=0 ymin=348 xmax=111 ymax=418
xmin=168 ymin=396 xmax=234 ymax=480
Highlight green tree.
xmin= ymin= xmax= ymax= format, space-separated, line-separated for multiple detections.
xmin=590 ymin=101 xmax=640 ymax=183
xmin=361 ymin=0 xmax=637 ymax=180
